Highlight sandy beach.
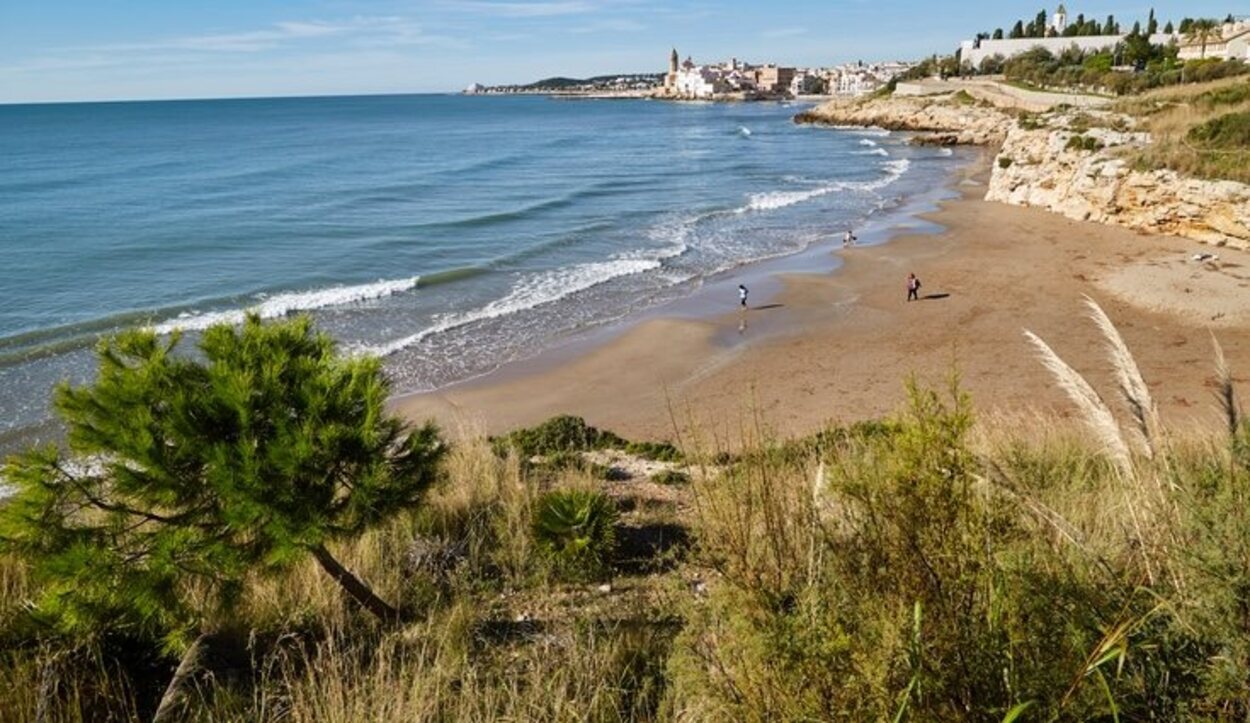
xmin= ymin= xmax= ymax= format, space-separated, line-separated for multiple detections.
xmin=396 ymin=157 xmax=1250 ymax=443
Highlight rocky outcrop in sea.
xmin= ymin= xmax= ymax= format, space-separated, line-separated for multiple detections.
xmin=794 ymin=95 xmax=1009 ymax=146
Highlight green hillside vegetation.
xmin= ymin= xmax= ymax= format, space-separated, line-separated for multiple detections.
xmin=521 ymin=74 xmax=665 ymax=90
xmin=4 ymin=309 xmax=1250 ymax=720
xmin=1119 ymin=77 xmax=1250 ymax=183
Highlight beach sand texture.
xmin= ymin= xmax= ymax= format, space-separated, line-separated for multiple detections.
xmin=396 ymin=161 xmax=1250 ymax=443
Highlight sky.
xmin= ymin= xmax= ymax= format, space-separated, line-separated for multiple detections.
xmin=0 ymin=1 xmax=1241 ymax=103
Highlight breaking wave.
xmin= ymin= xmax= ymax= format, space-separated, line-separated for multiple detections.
xmin=153 ymin=276 xmax=422 ymax=334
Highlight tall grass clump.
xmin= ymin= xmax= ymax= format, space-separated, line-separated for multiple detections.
xmin=670 ymin=378 xmax=1131 ymax=720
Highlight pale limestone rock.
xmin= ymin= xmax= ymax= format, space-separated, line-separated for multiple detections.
xmin=988 ymin=116 xmax=1250 ymax=251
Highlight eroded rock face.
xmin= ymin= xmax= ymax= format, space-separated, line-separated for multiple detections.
xmin=797 ymin=93 xmax=1250 ymax=250
xmin=795 ymin=95 xmax=1010 ymax=146
xmin=987 ymin=121 xmax=1250 ymax=250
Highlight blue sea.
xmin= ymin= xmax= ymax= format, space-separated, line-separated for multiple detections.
xmin=0 ymin=94 xmax=961 ymax=448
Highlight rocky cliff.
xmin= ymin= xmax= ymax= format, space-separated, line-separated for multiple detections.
xmin=986 ymin=116 xmax=1250 ymax=250
xmin=797 ymin=90 xmax=1250 ymax=250
xmin=794 ymin=95 xmax=1009 ymax=146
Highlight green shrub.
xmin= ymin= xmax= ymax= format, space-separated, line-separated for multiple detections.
xmin=624 ymin=440 xmax=683 ymax=463
xmin=650 ymin=469 xmax=690 ymax=486
xmin=1197 ymin=82 xmax=1250 ymax=108
xmin=1065 ymin=134 xmax=1105 ymax=152
xmin=532 ymin=489 xmax=619 ymax=580
xmin=998 ymin=156 xmax=1014 ymax=169
xmin=493 ymin=415 xmax=625 ymax=458
xmin=1188 ymin=111 xmax=1250 ymax=149
xmin=1018 ymin=113 xmax=1044 ymax=131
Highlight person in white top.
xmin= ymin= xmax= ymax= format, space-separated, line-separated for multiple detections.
xmin=843 ymin=229 xmax=857 ymax=247
xmin=738 ymin=284 xmax=749 ymax=308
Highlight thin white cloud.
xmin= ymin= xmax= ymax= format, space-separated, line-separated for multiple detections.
xmin=568 ymin=18 xmax=646 ymax=33
xmin=762 ymin=27 xmax=808 ymax=39
xmin=450 ymin=1 xmax=596 ymax=18
xmin=61 ymin=16 xmax=440 ymax=55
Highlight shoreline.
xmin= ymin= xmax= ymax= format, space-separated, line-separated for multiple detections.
xmin=395 ymin=151 xmax=1250 ymax=443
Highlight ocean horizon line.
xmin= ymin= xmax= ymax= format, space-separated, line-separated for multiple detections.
xmin=0 ymin=89 xmax=477 ymax=108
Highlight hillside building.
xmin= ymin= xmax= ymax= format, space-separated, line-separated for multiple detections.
xmin=1177 ymin=19 xmax=1250 ymax=60
xmin=960 ymin=5 xmax=1181 ymax=68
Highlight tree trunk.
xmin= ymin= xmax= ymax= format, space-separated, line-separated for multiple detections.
xmin=310 ymin=543 xmax=400 ymax=622
xmin=152 ymin=633 xmax=208 ymax=723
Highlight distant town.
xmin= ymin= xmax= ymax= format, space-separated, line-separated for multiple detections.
xmin=466 ymin=7 xmax=1250 ymax=101
xmin=465 ymin=50 xmax=917 ymax=100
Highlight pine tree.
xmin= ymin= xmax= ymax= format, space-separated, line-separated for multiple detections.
xmin=1103 ymin=15 xmax=1117 ymax=35
xmin=1034 ymin=9 xmax=1048 ymax=38
xmin=993 ymin=28 xmax=1004 ymax=40
xmin=0 ymin=315 xmax=444 ymax=716
xmin=1164 ymin=21 xmax=1174 ymax=34
xmin=1179 ymin=18 xmax=1194 ymax=34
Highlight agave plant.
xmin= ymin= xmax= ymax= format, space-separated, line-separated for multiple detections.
xmin=532 ymin=489 xmax=619 ymax=580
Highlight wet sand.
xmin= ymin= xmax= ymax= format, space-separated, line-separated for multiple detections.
xmin=396 ymin=160 xmax=1250 ymax=443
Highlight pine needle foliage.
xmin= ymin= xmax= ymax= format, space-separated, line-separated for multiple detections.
xmin=0 ymin=314 xmax=443 ymax=645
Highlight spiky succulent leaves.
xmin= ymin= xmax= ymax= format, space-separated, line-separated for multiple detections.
xmin=0 ymin=314 xmax=442 ymax=643
xmin=532 ymin=489 xmax=619 ymax=580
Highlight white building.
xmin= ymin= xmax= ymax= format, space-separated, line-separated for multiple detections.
xmin=959 ymin=4 xmax=1184 ymax=68
xmin=1178 ymin=19 xmax=1250 ymax=60
xmin=673 ymin=61 xmax=731 ymax=98
xmin=960 ymin=33 xmax=1180 ymax=68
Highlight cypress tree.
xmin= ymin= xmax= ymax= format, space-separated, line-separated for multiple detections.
xmin=1148 ymin=8 xmax=1159 ymax=35
xmin=1010 ymin=20 xmax=1025 ymax=39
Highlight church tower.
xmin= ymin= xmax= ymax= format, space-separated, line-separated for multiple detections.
xmin=665 ymin=48 xmax=680 ymax=92
xmin=1053 ymin=4 xmax=1068 ymax=34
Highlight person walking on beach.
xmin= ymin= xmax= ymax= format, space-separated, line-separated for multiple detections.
xmin=843 ymin=229 xmax=857 ymax=248
xmin=738 ymin=284 xmax=749 ymax=308
xmin=906 ymin=273 xmax=921 ymax=302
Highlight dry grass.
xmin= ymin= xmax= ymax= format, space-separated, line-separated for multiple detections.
xmin=6 ymin=306 xmax=1250 ymax=719
xmin=1117 ymin=76 xmax=1250 ymax=182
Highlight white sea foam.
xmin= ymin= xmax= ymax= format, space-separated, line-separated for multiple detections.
xmin=854 ymin=148 xmax=889 ymax=157
xmin=858 ymin=138 xmax=878 ymax=147
xmin=829 ymin=125 xmax=892 ymax=137
xmin=153 ymin=276 xmax=421 ymax=334
xmin=358 ymin=258 xmax=659 ymax=357
xmin=737 ymin=126 xmax=752 ymax=137
xmin=741 ymin=187 xmax=834 ymax=212
xmin=739 ymin=157 xmax=911 ymax=213
xmin=862 ymin=159 xmax=911 ymax=190
xmin=939 ymin=147 xmax=954 ymax=156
